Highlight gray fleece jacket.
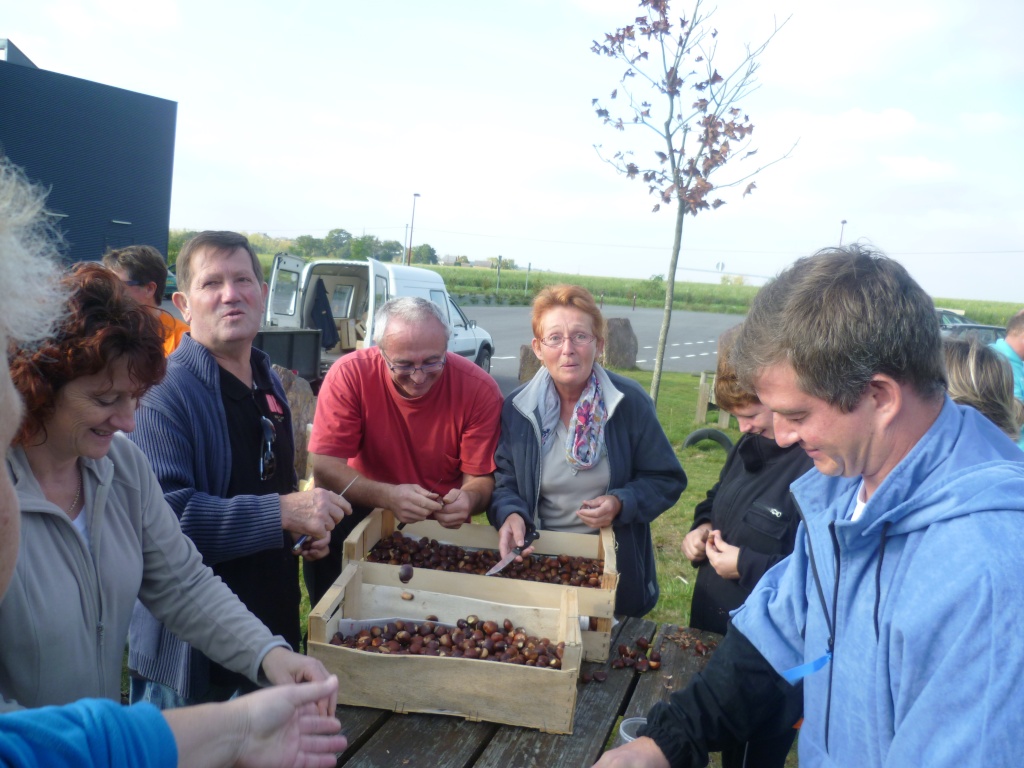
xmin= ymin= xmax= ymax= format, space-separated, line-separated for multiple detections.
xmin=0 ymin=435 xmax=285 ymax=710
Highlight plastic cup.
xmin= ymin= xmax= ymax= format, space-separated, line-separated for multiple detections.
xmin=619 ymin=717 xmax=647 ymax=743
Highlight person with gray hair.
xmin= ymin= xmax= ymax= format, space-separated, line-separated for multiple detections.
xmin=0 ymin=158 xmax=347 ymax=766
xmin=305 ymin=295 xmax=503 ymax=606
xmin=596 ymin=244 xmax=1024 ymax=768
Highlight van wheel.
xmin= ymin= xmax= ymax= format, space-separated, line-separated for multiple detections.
xmin=475 ymin=347 xmax=492 ymax=373
xmin=682 ymin=428 xmax=733 ymax=451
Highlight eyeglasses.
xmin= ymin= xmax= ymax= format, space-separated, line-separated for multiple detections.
xmin=259 ymin=416 xmax=277 ymax=482
xmin=121 ymin=279 xmax=143 ymax=287
xmin=380 ymin=349 xmax=447 ymax=377
xmin=539 ymin=332 xmax=596 ymax=348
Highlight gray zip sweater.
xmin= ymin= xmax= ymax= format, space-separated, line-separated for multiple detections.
xmin=0 ymin=435 xmax=285 ymax=710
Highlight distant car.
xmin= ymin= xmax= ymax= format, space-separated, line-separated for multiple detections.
xmin=942 ymin=323 xmax=1007 ymax=346
xmin=164 ymin=263 xmax=178 ymax=298
xmin=936 ymin=308 xmax=978 ymax=327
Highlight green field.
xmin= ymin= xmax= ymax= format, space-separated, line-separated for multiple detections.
xmin=253 ymin=251 xmax=1020 ymax=324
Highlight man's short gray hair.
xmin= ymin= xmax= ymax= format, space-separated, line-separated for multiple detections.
xmin=0 ymin=158 xmax=66 ymax=347
xmin=732 ymin=244 xmax=946 ymax=412
xmin=372 ymin=296 xmax=452 ymax=346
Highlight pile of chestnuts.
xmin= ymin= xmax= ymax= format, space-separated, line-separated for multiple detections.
xmin=610 ymin=636 xmax=661 ymax=673
xmin=366 ymin=532 xmax=605 ymax=588
xmin=329 ymin=614 xmax=566 ymax=669
xmin=580 ymin=636 xmax=661 ymax=683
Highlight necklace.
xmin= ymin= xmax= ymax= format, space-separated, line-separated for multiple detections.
xmin=66 ymin=473 xmax=82 ymax=515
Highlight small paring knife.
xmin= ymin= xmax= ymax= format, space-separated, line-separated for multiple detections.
xmin=485 ymin=529 xmax=540 ymax=576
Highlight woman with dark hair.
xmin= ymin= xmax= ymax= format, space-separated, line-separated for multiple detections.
xmin=489 ymin=284 xmax=685 ymax=617
xmin=681 ymin=324 xmax=811 ymax=768
xmin=1 ymin=263 xmax=331 ymax=712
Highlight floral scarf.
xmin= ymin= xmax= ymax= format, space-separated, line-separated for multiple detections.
xmin=540 ymin=368 xmax=608 ymax=471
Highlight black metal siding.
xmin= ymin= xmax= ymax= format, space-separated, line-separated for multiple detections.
xmin=0 ymin=60 xmax=176 ymax=263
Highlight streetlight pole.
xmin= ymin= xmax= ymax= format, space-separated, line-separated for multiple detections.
xmin=406 ymin=193 xmax=421 ymax=266
xmin=839 ymin=219 xmax=847 ymax=245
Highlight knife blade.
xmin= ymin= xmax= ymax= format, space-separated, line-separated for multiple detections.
xmin=485 ymin=528 xmax=540 ymax=576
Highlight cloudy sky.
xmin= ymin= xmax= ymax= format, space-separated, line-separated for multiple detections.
xmin=7 ymin=0 xmax=1023 ymax=302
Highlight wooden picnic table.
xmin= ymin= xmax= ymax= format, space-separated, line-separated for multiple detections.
xmin=330 ymin=618 xmax=722 ymax=768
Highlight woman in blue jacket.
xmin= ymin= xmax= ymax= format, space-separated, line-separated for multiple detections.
xmin=489 ymin=285 xmax=685 ymax=617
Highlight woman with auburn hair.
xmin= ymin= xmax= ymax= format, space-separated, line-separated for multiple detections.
xmin=1 ymin=262 xmax=332 ymax=713
xmin=489 ymin=284 xmax=685 ymax=617
xmin=0 ymin=159 xmax=345 ymax=766
xmin=681 ymin=324 xmax=810 ymax=768
xmin=944 ymin=336 xmax=1024 ymax=448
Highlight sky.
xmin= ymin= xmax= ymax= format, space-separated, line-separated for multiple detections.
xmin=6 ymin=0 xmax=1023 ymax=303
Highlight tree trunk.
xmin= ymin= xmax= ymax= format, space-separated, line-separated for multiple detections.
xmin=650 ymin=203 xmax=687 ymax=406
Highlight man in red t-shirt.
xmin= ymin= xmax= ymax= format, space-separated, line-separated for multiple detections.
xmin=305 ymin=296 xmax=503 ymax=605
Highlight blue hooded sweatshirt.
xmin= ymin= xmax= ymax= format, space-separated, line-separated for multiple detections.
xmin=732 ymin=398 xmax=1024 ymax=767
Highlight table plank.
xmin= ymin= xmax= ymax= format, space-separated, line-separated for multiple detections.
xmin=333 ymin=706 xmax=392 ymax=764
xmin=611 ymin=624 xmax=723 ymax=748
xmin=473 ymin=617 xmax=656 ymax=768
xmin=340 ymin=713 xmax=497 ymax=768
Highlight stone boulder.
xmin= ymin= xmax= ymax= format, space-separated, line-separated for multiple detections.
xmin=272 ymin=364 xmax=317 ymax=480
xmin=518 ymin=344 xmax=543 ymax=382
xmin=604 ymin=318 xmax=638 ymax=369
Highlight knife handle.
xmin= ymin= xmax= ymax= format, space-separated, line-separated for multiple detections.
xmin=518 ymin=528 xmax=540 ymax=552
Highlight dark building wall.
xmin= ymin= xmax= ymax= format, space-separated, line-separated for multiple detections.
xmin=0 ymin=59 xmax=176 ymax=263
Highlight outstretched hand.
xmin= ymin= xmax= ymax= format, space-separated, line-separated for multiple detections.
xmin=164 ymin=676 xmax=347 ymax=768
xmin=231 ymin=676 xmax=348 ymax=768
xmin=261 ymin=647 xmax=336 ymax=717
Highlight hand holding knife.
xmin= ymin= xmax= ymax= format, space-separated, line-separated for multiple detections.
xmin=486 ymin=528 xmax=540 ymax=576
xmin=397 ymin=477 xmax=448 ymax=531
xmin=292 ymin=475 xmax=357 ymax=553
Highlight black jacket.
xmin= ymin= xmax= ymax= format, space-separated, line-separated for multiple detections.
xmin=641 ymin=626 xmax=802 ymax=767
xmin=688 ymin=434 xmax=813 ymax=634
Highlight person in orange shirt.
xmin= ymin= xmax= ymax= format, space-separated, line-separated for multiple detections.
xmin=102 ymin=244 xmax=189 ymax=354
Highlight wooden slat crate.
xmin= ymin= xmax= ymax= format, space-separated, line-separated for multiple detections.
xmin=308 ymin=560 xmax=583 ymax=734
xmin=342 ymin=508 xmax=618 ymax=661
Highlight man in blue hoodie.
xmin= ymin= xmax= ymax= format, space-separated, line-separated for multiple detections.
xmin=595 ymin=245 xmax=1024 ymax=768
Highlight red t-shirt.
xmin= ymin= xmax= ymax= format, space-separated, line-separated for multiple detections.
xmin=309 ymin=348 xmax=503 ymax=495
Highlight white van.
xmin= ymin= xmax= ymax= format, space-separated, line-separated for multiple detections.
xmin=264 ymin=253 xmax=494 ymax=377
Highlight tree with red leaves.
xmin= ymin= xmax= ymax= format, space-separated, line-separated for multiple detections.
xmin=592 ymin=0 xmax=793 ymax=405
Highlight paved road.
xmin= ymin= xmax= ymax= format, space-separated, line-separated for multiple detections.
xmin=167 ymin=298 xmax=743 ymax=398
xmin=457 ymin=305 xmax=743 ymax=397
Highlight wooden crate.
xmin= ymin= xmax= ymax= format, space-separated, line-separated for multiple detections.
xmin=308 ymin=560 xmax=583 ymax=734
xmin=342 ymin=508 xmax=618 ymax=661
